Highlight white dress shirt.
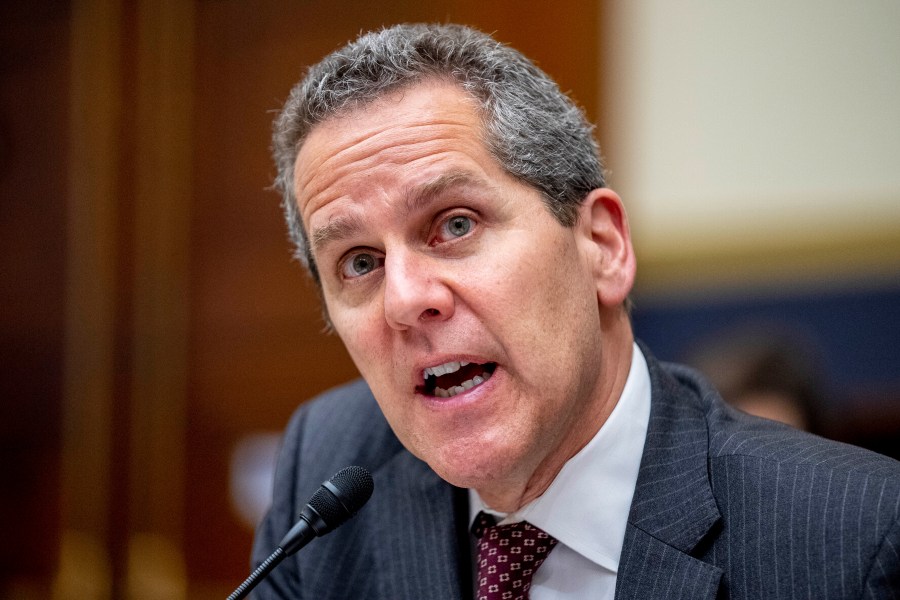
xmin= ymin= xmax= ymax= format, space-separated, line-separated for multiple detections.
xmin=469 ymin=343 xmax=651 ymax=599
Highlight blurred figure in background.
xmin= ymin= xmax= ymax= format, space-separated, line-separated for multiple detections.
xmin=685 ymin=323 xmax=825 ymax=434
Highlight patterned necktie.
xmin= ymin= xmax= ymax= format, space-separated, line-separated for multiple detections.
xmin=472 ymin=511 xmax=558 ymax=600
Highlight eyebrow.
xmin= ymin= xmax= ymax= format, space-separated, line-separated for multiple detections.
xmin=309 ymin=170 xmax=486 ymax=256
xmin=310 ymin=213 xmax=368 ymax=256
xmin=403 ymin=170 xmax=483 ymax=216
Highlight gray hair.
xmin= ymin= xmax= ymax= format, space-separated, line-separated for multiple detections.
xmin=273 ymin=23 xmax=605 ymax=283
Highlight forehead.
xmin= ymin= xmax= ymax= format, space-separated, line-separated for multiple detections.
xmin=293 ymin=81 xmax=491 ymax=224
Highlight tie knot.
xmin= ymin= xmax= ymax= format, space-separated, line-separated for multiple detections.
xmin=472 ymin=511 xmax=558 ymax=600
xmin=471 ymin=511 xmax=498 ymax=538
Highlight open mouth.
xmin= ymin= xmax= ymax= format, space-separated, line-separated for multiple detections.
xmin=418 ymin=361 xmax=497 ymax=398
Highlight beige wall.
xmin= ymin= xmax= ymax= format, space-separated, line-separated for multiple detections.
xmin=601 ymin=1 xmax=900 ymax=294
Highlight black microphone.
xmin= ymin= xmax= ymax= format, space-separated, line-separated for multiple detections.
xmin=227 ymin=465 xmax=374 ymax=600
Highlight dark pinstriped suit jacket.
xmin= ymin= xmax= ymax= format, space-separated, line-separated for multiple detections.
xmin=251 ymin=348 xmax=900 ymax=599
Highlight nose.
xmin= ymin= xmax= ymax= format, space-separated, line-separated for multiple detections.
xmin=382 ymin=250 xmax=454 ymax=330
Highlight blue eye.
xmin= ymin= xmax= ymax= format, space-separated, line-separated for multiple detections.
xmin=341 ymin=252 xmax=382 ymax=278
xmin=444 ymin=215 xmax=472 ymax=238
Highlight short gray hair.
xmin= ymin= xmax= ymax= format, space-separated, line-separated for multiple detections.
xmin=273 ymin=23 xmax=605 ymax=283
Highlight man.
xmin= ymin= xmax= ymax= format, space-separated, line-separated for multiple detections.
xmin=252 ymin=24 xmax=900 ymax=599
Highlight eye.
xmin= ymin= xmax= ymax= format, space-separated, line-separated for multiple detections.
xmin=446 ymin=216 xmax=471 ymax=237
xmin=438 ymin=215 xmax=473 ymax=241
xmin=340 ymin=251 xmax=383 ymax=279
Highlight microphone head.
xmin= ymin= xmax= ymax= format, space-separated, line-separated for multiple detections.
xmin=308 ymin=466 xmax=374 ymax=533
xmin=329 ymin=465 xmax=375 ymax=512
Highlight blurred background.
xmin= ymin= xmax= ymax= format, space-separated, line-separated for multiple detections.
xmin=1 ymin=1 xmax=897 ymax=598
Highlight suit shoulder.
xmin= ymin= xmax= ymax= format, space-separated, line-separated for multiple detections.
xmin=298 ymin=378 xmax=383 ymax=425
xmin=280 ymin=379 xmax=405 ymax=481
xmin=709 ymin=398 xmax=900 ymax=481
xmin=660 ymin=359 xmax=900 ymax=480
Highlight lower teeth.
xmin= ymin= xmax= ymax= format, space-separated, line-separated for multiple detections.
xmin=434 ymin=370 xmax=492 ymax=398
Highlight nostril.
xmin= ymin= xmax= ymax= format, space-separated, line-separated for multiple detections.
xmin=422 ymin=308 xmax=440 ymax=318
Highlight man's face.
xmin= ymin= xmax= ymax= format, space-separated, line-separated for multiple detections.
xmin=294 ymin=81 xmax=629 ymax=498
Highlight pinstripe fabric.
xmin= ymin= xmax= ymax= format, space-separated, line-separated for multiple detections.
xmin=617 ymin=351 xmax=900 ymax=599
xmin=251 ymin=350 xmax=900 ymax=599
xmin=250 ymin=380 xmax=471 ymax=599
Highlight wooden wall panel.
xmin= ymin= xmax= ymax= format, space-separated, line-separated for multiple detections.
xmin=0 ymin=3 xmax=70 ymax=598
xmin=2 ymin=2 xmax=602 ymax=597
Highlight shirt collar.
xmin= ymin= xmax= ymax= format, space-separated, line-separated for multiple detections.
xmin=469 ymin=342 xmax=651 ymax=572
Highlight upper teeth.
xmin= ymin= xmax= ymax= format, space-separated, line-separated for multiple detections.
xmin=423 ymin=360 xmax=470 ymax=379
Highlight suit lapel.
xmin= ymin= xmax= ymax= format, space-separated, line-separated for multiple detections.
xmin=616 ymin=525 xmax=722 ymax=599
xmin=371 ymin=450 xmax=470 ymax=599
xmin=616 ymin=348 xmax=723 ymax=599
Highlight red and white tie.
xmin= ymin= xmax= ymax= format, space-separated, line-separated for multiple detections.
xmin=472 ymin=511 xmax=558 ymax=600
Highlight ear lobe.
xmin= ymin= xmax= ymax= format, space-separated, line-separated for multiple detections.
xmin=576 ymin=188 xmax=636 ymax=307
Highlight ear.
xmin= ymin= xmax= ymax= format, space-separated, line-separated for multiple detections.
xmin=574 ymin=188 xmax=636 ymax=308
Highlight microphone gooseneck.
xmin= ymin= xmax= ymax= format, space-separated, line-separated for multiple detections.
xmin=227 ymin=466 xmax=374 ymax=600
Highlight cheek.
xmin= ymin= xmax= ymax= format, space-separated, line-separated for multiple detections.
xmin=485 ymin=235 xmax=590 ymax=316
xmin=492 ymin=239 xmax=599 ymax=369
xmin=332 ymin=305 xmax=391 ymax=381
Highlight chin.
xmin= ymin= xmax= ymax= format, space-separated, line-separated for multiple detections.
xmin=424 ymin=435 xmax=527 ymax=491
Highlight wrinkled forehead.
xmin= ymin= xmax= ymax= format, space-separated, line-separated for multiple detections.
xmin=292 ymin=80 xmax=489 ymax=219
xmin=293 ymin=77 xmax=486 ymax=166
